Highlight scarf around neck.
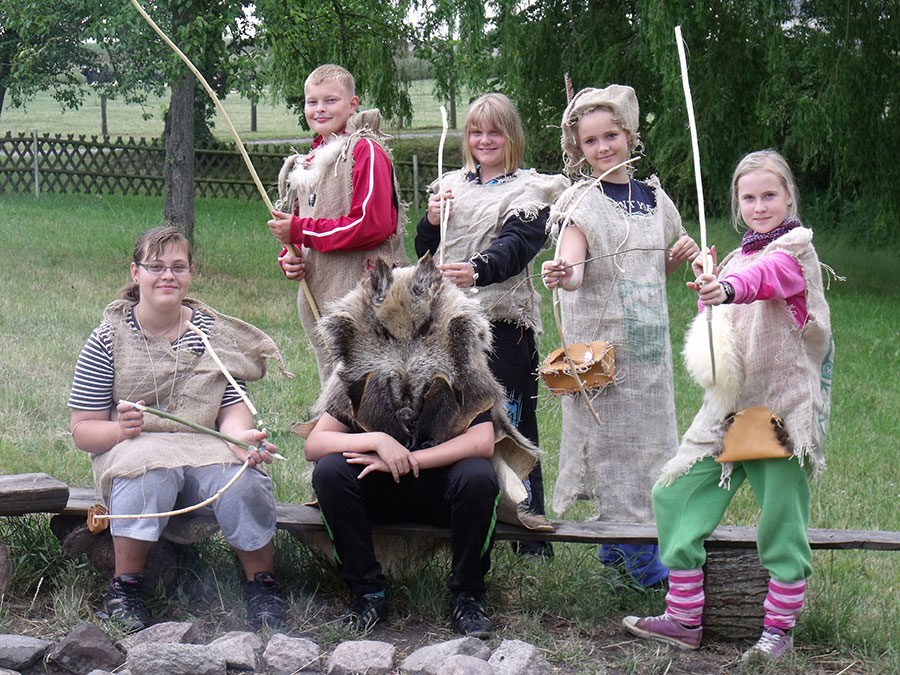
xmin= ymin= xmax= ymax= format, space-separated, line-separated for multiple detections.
xmin=741 ymin=217 xmax=802 ymax=254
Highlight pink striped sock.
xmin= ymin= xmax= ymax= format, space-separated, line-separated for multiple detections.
xmin=665 ymin=568 xmax=705 ymax=627
xmin=764 ymin=578 xmax=806 ymax=631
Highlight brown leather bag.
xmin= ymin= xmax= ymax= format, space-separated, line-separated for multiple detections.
xmin=538 ymin=341 xmax=615 ymax=396
xmin=715 ymin=406 xmax=792 ymax=463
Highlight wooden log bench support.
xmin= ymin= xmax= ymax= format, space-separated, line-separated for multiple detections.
xmin=5 ymin=474 xmax=900 ymax=640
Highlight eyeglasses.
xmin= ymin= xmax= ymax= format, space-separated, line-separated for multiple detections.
xmin=137 ymin=262 xmax=192 ymax=276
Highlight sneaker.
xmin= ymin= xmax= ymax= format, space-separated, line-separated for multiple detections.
xmin=246 ymin=572 xmax=286 ymax=630
xmin=102 ymin=574 xmax=149 ymax=633
xmin=450 ymin=592 xmax=492 ymax=638
xmin=341 ymin=591 xmax=388 ymax=631
xmin=511 ymin=540 xmax=555 ymax=560
xmin=741 ymin=627 xmax=793 ymax=662
xmin=622 ymin=613 xmax=702 ymax=650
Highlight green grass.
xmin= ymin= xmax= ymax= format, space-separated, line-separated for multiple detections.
xmin=0 ymin=79 xmax=464 ymax=141
xmin=0 ymin=193 xmax=898 ymax=671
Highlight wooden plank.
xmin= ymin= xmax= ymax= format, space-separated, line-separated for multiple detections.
xmin=0 ymin=473 xmax=69 ymax=516
xmin=63 ymin=489 xmax=900 ymax=551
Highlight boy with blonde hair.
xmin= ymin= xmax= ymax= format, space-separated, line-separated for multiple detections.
xmin=267 ymin=64 xmax=407 ymax=382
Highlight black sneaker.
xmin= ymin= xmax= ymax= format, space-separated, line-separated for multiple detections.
xmin=102 ymin=574 xmax=149 ymax=633
xmin=341 ymin=591 xmax=388 ymax=631
xmin=246 ymin=572 xmax=286 ymax=630
xmin=450 ymin=592 xmax=492 ymax=638
xmin=511 ymin=540 xmax=555 ymax=560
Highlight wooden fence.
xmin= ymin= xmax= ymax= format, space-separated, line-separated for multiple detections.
xmin=0 ymin=132 xmax=435 ymax=209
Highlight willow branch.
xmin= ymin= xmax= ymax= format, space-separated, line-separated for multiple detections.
xmin=118 ymin=399 xmax=286 ymax=461
xmin=128 ymin=0 xmax=319 ymax=322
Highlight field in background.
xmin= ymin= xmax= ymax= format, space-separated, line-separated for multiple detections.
xmin=0 ymin=193 xmax=898 ymax=671
xmin=0 ymin=79 xmax=458 ymax=141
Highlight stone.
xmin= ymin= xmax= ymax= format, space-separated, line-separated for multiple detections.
xmin=487 ymin=640 xmax=549 ymax=675
xmin=126 ymin=643 xmax=226 ymax=675
xmin=401 ymin=637 xmax=492 ymax=675
xmin=437 ymin=654 xmax=495 ymax=675
xmin=116 ymin=621 xmax=202 ymax=653
xmin=263 ymin=634 xmax=322 ymax=674
xmin=46 ymin=624 xmax=125 ymax=675
xmin=208 ymin=631 xmax=263 ymax=671
xmin=0 ymin=634 xmax=52 ymax=670
xmin=326 ymin=640 xmax=396 ymax=675
xmin=0 ymin=668 xmax=22 ymax=675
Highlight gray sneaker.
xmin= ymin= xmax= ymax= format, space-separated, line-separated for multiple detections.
xmin=622 ymin=613 xmax=702 ymax=650
xmin=741 ymin=627 xmax=793 ymax=662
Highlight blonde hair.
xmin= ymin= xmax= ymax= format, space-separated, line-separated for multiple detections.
xmin=462 ymin=93 xmax=525 ymax=175
xmin=305 ymin=64 xmax=356 ymax=97
xmin=730 ymin=149 xmax=799 ymax=230
xmin=122 ymin=227 xmax=192 ymax=302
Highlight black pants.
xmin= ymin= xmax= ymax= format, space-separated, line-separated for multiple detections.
xmin=489 ymin=321 xmax=546 ymax=515
xmin=312 ymin=453 xmax=500 ymax=596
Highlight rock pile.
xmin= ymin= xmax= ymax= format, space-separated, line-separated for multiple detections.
xmin=0 ymin=622 xmax=551 ymax=675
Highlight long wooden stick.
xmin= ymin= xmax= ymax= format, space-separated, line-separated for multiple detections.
xmin=551 ymin=157 xmax=640 ymax=426
xmin=675 ymin=25 xmax=716 ymax=384
xmin=129 ymin=0 xmax=319 ymax=322
xmin=437 ymin=105 xmax=449 ymax=266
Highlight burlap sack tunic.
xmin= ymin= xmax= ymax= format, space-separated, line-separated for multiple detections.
xmin=278 ymin=110 xmax=408 ymax=380
xmin=91 ymin=299 xmax=286 ymax=502
xmin=549 ymin=177 xmax=684 ymax=522
xmin=429 ymin=169 xmax=570 ymax=331
xmin=661 ymin=226 xmax=833 ymax=485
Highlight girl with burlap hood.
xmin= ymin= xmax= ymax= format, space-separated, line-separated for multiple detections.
xmin=69 ymin=227 xmax=290 ymax=632
xmin=542 ymin=84 xmax=699 ymax=586
xmin=415 ymin=92 xmax=569 ymax=558
xmin=623 ymin=150 xmax=834 ymax=662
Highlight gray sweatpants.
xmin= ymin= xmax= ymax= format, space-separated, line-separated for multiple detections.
xmin=109 ymin=464 xmax=276 ymax=552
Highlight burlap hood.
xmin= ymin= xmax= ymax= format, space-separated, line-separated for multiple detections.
xmin=560 ymin=84 xmax=639 ymax=177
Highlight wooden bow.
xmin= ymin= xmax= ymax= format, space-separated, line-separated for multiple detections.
xmin=437 ymin=105 xmax=449 ymax=265
xmin=129 ymin=0 xmax=319 ymax=322
xmin=675 ymin=25 xmax=716 ymax=383
xmin=94 ymin=320 xmax=285 ymax=523
xmin=550 ymin=156 xmax=641 ymax=426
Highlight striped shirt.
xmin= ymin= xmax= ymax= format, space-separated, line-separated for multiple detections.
xmin=68 ymin=306 xmax=245 ymax=411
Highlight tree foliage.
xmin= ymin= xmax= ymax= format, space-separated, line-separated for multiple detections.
xmin=255 ymin=0 xmax=412 ymax=124
xmin=0 ymin=1 xmax=99 ymax=118
xmin=431 ymin=0 xmax=898 ymax=242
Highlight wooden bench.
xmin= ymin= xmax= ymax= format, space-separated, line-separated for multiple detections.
xmin=5 ymin=473 xmax=900 ymax=639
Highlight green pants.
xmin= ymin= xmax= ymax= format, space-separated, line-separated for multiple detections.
xmin=652 ymin=456 xmax=812 ymax=582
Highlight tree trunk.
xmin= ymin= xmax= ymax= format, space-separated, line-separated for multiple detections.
xmin=702 ymin=547 xmax=768 ymax=641
xmin=164 ymin=70 xmax=195 ymax=242
xmin=100 ymin=94 xmax=108 ymax=137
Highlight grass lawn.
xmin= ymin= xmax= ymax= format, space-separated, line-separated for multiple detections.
xmin=0 ymin=79 xmax=459 ymax=141
xmin=0 ymin=192 xmax=898 ymax=671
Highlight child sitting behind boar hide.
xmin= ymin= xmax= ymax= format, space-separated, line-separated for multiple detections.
xmin=299 ymin=252 xmax=552 ymax=636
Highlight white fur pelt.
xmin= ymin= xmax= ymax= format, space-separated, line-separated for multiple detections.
xmin=682 ymin=305 xmax=742 ymax=420
xmin=278 ymin=139 xmax=346 ymax=205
